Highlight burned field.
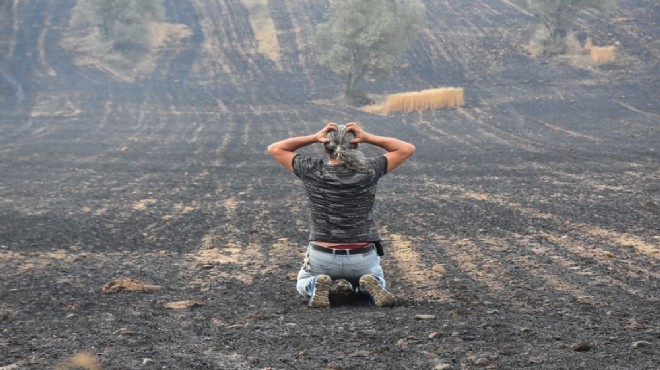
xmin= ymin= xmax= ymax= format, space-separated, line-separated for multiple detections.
xmin=1 ymin=0 xmax=658 ymax=369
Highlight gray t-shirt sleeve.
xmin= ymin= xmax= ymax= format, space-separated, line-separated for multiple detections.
xmin=292 ymin=154 xmax=321 ymax=179
xmin=367 ymin=156 xmax=388 ymax=179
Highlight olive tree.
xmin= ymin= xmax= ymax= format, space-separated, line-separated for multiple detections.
xmin=525 ymin=0 xmax=616 ymax=55
xmin=314 ymin=0 xmax=425 ymax=105
xmin=73 ymin=0 xmax=164 ymax=53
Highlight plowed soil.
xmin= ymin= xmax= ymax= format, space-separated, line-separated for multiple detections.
xmin=0 ymin=1 xmax=658 ymax=369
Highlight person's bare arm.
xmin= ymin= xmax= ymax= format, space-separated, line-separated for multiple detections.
xmin=267 ymin=122 xmax=337 ymax=172
xmin=346 ymin=122 xmax=415 ymax=173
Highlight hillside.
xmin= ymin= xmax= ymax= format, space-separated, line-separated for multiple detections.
xmin=0 ymin=1 xmax=658 ymax=369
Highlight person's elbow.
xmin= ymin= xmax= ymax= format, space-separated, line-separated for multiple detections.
xmin=403 ymin=143 xmax=416 ymax=157
xmin=267 ymin=143 xmax=279 ymax=157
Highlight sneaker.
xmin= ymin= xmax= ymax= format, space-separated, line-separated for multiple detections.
xmin=359 ymin=275 xmax=395 ymax=307
xmin=308 ymin=274 xmax=332 ymax=308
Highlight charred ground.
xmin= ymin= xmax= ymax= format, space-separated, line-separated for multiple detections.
xmin=0 ymin=1 xmax=658 ymax=369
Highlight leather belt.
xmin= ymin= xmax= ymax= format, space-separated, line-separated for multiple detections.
xmin=311 ymin=243 xmax=374 ymax=255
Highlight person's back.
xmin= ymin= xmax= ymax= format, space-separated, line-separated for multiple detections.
xmin=267 ymin=122 xmax=415 ymax=308
xmin=293 ymin=155 xmax=387 ymax=242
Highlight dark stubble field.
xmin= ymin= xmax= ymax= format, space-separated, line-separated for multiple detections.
xmin=1 ymin=0 xmax=658 ymax=369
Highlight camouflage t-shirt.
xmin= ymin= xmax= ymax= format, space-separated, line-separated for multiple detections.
xmin=292 ymin=154 xmax=388 ymax=242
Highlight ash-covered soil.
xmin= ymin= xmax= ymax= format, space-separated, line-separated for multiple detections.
xmin=0 ymin=1 xmax=658 ymax=369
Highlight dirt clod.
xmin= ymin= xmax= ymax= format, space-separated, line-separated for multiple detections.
xmin=571 ymin=342 xmax=592 ymax=352
xmin=632 ymin=341 xmax=652 ymax=348
xmin=433 ymin=364 xmax=452 ymax=370
xmin=163 ymin=300 xmax=204 ymax=310
xmin=101 ymin=278 xmax=161 ymax=294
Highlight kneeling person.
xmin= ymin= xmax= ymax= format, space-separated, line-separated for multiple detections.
xmin=267 ymin=122 xmax=415 ymax=307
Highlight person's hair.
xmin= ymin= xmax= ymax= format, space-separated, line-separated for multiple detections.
xmin=324 ymin=125 xmax=372 ymax=174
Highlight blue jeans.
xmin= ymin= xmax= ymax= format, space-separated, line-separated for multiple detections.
xmin=296 ymin=243 xmax=387 ymax=297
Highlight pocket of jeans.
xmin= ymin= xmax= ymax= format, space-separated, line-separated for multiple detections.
xmin=350 ymin=256 xmax=383 ymax=277
xmin=307 ymin=259 xmax=336 ymax=276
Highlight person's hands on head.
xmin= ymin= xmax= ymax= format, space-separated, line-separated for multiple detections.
xmin=315 ymin=122 xmax=337 ymax=143
xmin=346 ymin=122 xmax=370 ymax=144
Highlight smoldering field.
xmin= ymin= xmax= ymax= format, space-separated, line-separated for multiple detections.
xmin=0 ymin=0 xmax=658 ymax=369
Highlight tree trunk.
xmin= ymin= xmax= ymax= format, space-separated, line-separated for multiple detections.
xmin=343 ymin=68 xmax=370 ymax=105
xmin=344 ymin=72 xmax=355 ymax=97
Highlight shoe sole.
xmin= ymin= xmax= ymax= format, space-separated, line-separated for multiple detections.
xmin=309 ymin=275 xmax=332 ymax=308
xmin=360 ymin=275 xmax=396 ymax=307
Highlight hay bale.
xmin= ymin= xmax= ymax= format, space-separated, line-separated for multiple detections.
xmin=387 ymin=87 xmax=464 ymax=112
xmin=364 ymin=87 xmax=464 ymax=114
xmin=590 ymin=46 xmax=615 ymax=64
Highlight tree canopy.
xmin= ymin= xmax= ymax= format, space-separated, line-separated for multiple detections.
xmin=73 ymin=0 xmax=165 ymax=54
xmin=314 ymin=0 xmax=425 ymax=105
xmin=525 ymin=0 xmax=617 ymax=55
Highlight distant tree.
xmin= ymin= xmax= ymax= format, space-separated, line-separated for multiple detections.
xmin=525 ymin=0 xmax=617 ymax=55
xmin=74 ymin=0 xmax=165 ymax=53
xmin=314 ymin=0 xmax=425 ymax=105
